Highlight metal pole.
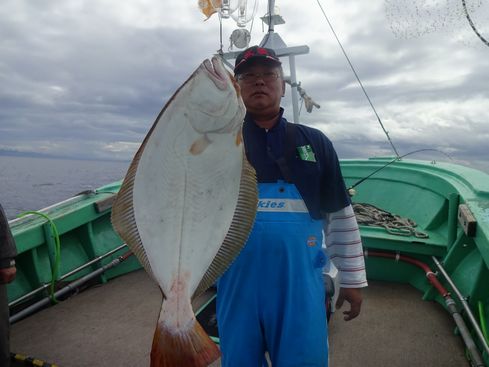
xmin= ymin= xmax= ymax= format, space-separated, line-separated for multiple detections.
xmin=9 ymin=251 xmax=133 ymax=324
xmin=432 ymin=256 xmax=489 ymax=358
xmin=289 ymin=54 xmax=300 ymax=123
xmin=445 ymin=297 xmax=485 ymax=366
xmin=8 ymin=244 xmax=128 ymax=308
xmin=269 ymin=0 xmax=276 ymax=32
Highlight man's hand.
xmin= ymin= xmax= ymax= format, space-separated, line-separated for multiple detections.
xmin=0 ymin=266 xmax=16 ymax=284
xmin=336 ymin=287 xmax=363 ymax=321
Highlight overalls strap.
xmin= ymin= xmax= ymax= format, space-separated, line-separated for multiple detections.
xmin=270 ymin=122 xmax=296 ymax=183
xmin=243 ymin=120 xmax=297 ymax=183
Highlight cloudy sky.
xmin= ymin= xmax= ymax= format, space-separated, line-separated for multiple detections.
xmin=1 ymin=0 xmax=488 ymax=173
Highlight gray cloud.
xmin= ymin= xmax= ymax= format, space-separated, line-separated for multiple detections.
xmin=0 ymin=0 xmax=488 ymax=174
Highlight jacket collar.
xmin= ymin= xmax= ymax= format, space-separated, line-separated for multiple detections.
xmin=244 ymin=107 xmax=286 ymax=132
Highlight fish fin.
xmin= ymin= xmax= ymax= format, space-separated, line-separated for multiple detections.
xmin=198 ymin=0 xmax=220 ymax=19
xmin=111 ymin=140 xmax=155 ymax=282
xmin=151 ymin=319 xmax=220 ymax=367
xmin=190 ymin=134 xmax=211 ymax=155
xmin=193 ymin=153 xmax=257 ymax=298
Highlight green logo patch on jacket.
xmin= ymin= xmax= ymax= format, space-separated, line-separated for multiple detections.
xmin=297 ymin=145 xmax=316 ymax=162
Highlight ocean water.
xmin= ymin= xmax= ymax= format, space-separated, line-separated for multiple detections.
xmin=0 ymin=155 xmax=129 ymax=220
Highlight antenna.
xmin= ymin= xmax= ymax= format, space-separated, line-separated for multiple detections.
xmin=216 ymin=0 xmax=309 ymax=123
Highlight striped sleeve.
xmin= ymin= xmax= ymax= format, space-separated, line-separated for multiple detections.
xmin=324 ymin=204 xmax=367 ymax=288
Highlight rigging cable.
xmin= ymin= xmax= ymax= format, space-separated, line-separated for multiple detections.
xmin=314 ymin=0 xmax=400 ymax=158
xmin=249 ymin=1 xmax=256 ymax=35
xmin=461 ymin=0 xmax=489 ymax=48
xmin=248 ymin=0 xmax=260 ymax=34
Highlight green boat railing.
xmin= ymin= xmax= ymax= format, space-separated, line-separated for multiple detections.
xmin=341 ymin=158 xmax=489 ymax=365
xmin=6 ymin=157 xmax=489 ymax=365
xmin=8 ymin=181 xmax=142 ymax=307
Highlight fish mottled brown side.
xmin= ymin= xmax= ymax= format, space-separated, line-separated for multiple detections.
xmin=193 ymin=154 xmax=257 ymax=299
xmin=111 ymin=146 xmax=154 ymax=280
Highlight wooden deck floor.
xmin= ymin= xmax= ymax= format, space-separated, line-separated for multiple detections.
xmin=10 ymin=270 xmax=468 ymax=366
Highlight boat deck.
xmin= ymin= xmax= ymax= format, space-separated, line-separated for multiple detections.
xmin=10 ymin=270 xmax=469 ymax=366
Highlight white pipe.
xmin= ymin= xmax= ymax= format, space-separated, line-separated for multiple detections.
xmin=289 ymin=54 xmax=300 ymax=123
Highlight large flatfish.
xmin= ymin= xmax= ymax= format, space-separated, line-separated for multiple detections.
xmin=111 ymin=56 xmax=257 ymax=366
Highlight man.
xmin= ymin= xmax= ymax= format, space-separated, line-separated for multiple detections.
xmin=1 ymin=204 xmax=17 ymax=367
xmin=216 ymin=46 xmax=367 ymax=367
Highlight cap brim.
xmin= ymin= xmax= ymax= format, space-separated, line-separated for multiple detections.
xmin=234 ymin=56 xmax=281 ymax=74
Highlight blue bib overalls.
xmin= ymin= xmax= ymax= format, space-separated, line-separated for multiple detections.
xmin=217 ymin=182 xmax=329 ymax=366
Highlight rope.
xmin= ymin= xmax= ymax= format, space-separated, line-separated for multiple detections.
xmin=11 ymin=353 xmax=58 ymax=367
xmin=353 ymin=203 xmax=429 ymax=239
xmin=17 ymin=211 xmax=61 ymax=303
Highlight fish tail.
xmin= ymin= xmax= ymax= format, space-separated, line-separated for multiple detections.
xmin=150 ymin=319 xmax=220 ymax=367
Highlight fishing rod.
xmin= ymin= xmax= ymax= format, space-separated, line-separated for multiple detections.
xmin=314 ymin=0 xmax=400 ymax=159
xmin=348 ymin=148 xmax=453 ymax=193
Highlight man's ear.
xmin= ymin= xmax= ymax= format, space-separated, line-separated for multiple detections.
xmin=281 ymin=80 xmax=286 ymax=97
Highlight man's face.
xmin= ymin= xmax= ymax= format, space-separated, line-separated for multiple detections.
xmin=236 ymin=61 xmax=285 ymax=118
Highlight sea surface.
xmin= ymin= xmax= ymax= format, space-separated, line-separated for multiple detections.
xmin=0 ymin=155 xmax=129 ymax=220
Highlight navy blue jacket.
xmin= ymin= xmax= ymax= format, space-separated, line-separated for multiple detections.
xmin=243 ymin=109 xmax=350 ymax=219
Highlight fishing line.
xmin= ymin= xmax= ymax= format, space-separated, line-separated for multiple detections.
xmin=249 ymin=1 xmax=256 ymax=34
xmin=349 ymin=148 xmax=453 ymax=190
xmin=478 ymin=301 xmax=489 ymax=344
xmin=314 ymin=0 xmax=400 ymax=159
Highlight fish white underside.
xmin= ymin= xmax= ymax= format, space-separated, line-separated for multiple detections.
xmin=133 ymin=106 xmax=242 ymax=298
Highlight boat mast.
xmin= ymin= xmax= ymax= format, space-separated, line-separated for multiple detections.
xmin=220 ymin=0 xmax=310 ymax=123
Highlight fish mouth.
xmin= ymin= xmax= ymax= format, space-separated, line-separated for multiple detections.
xmin=202 ymin=57 xmax=229 ymax=90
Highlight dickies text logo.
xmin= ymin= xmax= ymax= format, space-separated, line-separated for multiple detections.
xmin=256 ymin=198 xmax=309 ymax=213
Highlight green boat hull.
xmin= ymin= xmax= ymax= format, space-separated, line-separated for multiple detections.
xmin=7 ymin=157 xmax=489 ymax=363
xmin=7 ymin=181 xmax=139 ymax=304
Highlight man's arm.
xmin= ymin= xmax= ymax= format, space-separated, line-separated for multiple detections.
xmin=0 ymin=265 xmax=16 ymax=284
xmin=324 ymin=204 xmax=367 ymax=321
xmin=0 ymin=204 xmax=17 ymax=285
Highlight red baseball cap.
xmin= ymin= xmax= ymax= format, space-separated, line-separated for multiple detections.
xmin=234 ymin=46 xmax=281 ymax=74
